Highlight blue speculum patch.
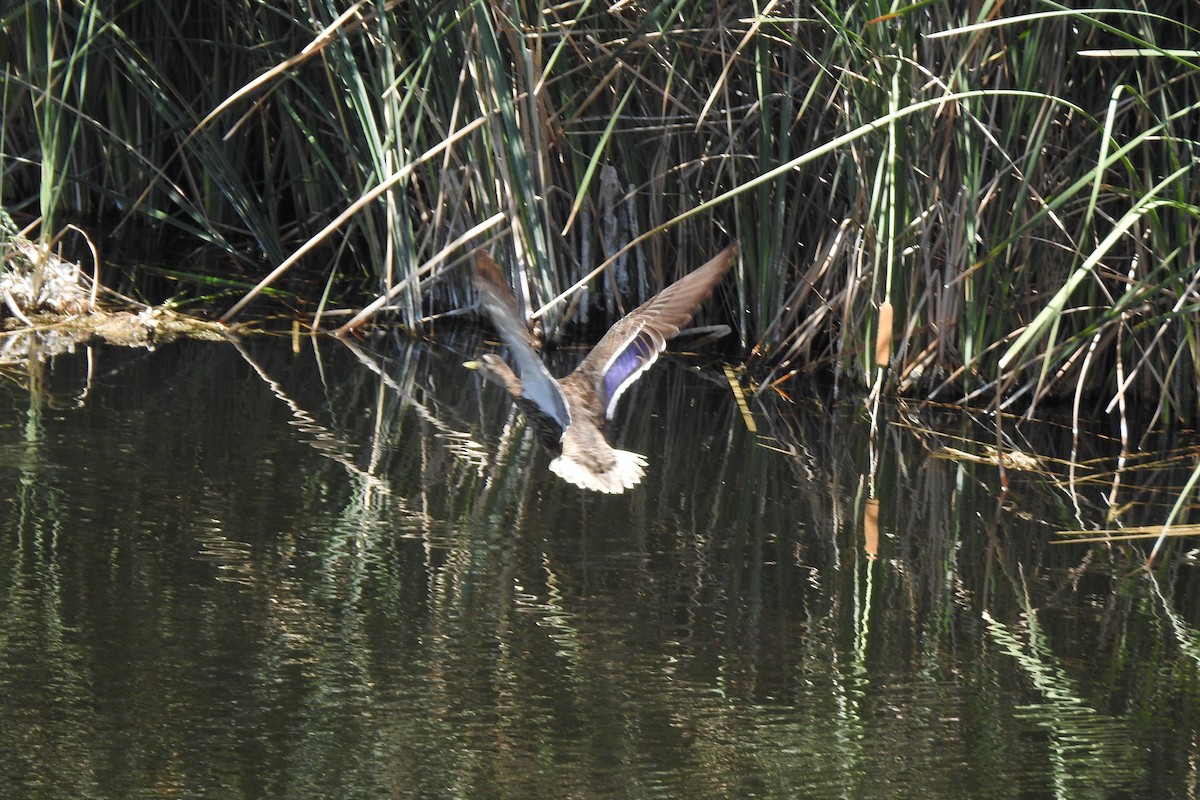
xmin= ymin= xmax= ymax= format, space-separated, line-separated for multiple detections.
xmin=603 ymin=333 xmax=656 ymax=413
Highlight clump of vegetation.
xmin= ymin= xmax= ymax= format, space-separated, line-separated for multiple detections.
xmin=1 ymin=1 xmax=1198 ymax=428
xmin=0 ymin=205 xmax=95 ymax=320
xmin=0 ymin=209 xmax=226 ymax=354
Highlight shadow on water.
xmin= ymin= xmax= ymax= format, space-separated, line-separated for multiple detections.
xmin=0 ymin=333 xmax=1198 ymax=798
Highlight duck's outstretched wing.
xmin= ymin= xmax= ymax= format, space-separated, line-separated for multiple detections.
xmin=472 ymin=251 xmax=571 ymax=431
xmin=565 ymin=242 xmax=739 ymax=420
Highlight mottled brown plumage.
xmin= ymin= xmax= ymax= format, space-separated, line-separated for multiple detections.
xmin=472 ymin=242 xmax=739 ymax=493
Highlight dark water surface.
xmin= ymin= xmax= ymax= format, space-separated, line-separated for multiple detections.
xmin=1 ymin=335 xmax=1197 ymax=798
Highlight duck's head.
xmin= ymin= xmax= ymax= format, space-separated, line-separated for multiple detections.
xmin=465 ymin=353 xmax=524 ymax=396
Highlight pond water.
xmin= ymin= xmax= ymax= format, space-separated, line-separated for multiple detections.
xmin=0 ymin=334 xmax=1197 ymax=798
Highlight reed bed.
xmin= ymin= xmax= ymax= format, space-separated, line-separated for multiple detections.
xmin=1 ymin=0 xmax=1198 ymax=426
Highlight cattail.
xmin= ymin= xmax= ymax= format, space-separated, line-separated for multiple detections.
xmin=875 ymin=300 xmax=894 ymax=368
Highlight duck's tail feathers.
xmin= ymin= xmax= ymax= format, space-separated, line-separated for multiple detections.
xmin=549 ymin=449 xmax=647 ymax=494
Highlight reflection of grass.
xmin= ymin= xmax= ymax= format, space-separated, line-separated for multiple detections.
xmin=1148 ymin=571 xmax=1200 ymax=667
xmin=983 ymin=608 xmax=1144 ymax=792
xmin=5 ymin=340 xmax=1200 ymax=794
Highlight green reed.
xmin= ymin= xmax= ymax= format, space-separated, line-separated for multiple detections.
xmin=1 ymin=1 xmax=1197 ymax=425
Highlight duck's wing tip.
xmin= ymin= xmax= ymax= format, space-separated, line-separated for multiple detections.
xmin=472 ymin=250 xmax=526 ymax=336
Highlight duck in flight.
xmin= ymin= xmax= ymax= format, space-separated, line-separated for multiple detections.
xmin=471 ymin=242 xmax=739 ymax=493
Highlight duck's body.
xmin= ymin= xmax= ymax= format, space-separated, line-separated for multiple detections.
xmin=472 ymin=242 xmax=739 ymax=493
